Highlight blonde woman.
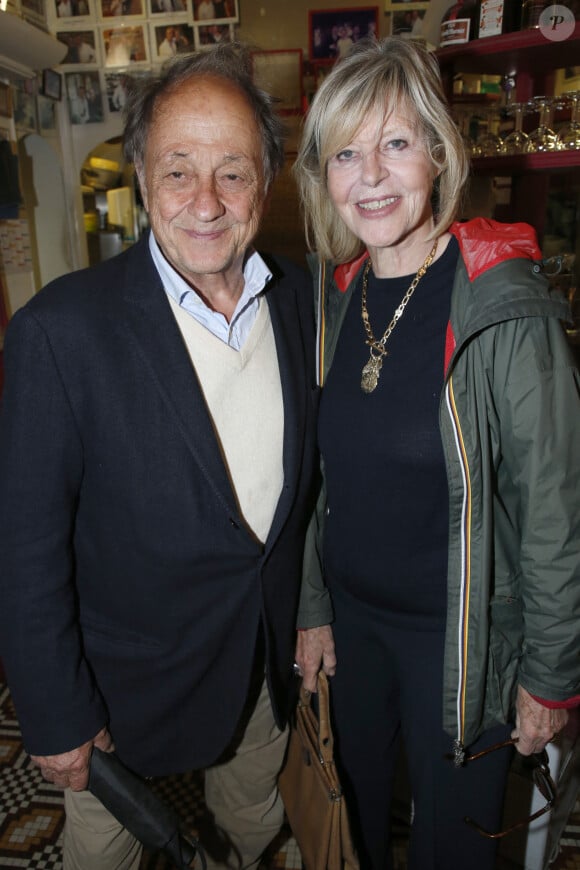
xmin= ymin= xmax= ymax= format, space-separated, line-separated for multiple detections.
xmin=294 ymin=37 xmax=580 ymax=870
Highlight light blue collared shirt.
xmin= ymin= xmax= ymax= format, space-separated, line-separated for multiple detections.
xmin=149 ymin=232 xmax=272 ymax=351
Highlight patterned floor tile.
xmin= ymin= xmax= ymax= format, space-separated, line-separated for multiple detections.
xmin=1 ymin=676 xmax=578 ymax=869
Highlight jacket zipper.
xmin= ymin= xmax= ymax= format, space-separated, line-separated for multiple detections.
xmin=444 ymin=373 xmax=472 ymax=765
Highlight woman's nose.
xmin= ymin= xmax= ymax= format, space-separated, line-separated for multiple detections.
xmin=361 ymin=150 xmax=387 ymax=186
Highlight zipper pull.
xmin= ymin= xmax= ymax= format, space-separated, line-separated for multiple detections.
xmin=453 ymin=738 xmax=466 ymax=767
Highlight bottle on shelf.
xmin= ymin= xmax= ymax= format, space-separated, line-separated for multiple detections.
xmin=521 ymin=0 xmax=580 ymax=29
xmin=440 ymin=0 xmax=480 ymax=47
xmin=520 ymin=0 xmax=545 ymax=29
xmin=478 ymin=0 xmax=523 ymax=38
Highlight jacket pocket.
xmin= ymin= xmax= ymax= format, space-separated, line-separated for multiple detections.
xmin=82 ymin=618 xmax=163 ymax=653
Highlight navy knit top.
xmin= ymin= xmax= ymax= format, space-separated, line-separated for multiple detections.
xmin=319 ymin=236 xmax=459 ymax=628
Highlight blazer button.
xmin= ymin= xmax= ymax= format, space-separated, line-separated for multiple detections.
xmin=325 ymin=506 xmax=330 ymax=516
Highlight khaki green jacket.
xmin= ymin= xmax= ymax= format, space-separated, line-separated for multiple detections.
xmin=298 ymin=218 xmax=580 ymax=754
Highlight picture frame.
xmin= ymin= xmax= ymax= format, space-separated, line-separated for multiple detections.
xmin=37 ymin=94 xmax=57 ymax=131
xmin=101 ymin=23 xmax=150 ymax=66
xmin=55 ymin=29 xmax=100 ymax=64
xmin=104 ymin=70 xmax=130 ymax=111
xmin=42 ymin=68 xmax=63 ymax=100
xmin=385 ymin=0 xmax=430 ymax=9
xmin=53 ymin=0 xmax=94 ymax=22
xmin=195 ymin=22 xmax=234 ymax=49
xmin=390 ymin=7 xmax=427 ymax=36
xmin=251 ymin=49 xmax=303 ymax=116
xmin=192 ymin=0 xmax=237 ymax=23
xmin=309 ymin=6 xmax=379 ymax=63
xmin=0 ymin=83 xmax=12 ymax=118
xmin=150 ymin=21 xmax=195 ymax=61
xmin=65 ymin=70 xmax=104 ymax=123
xmin=12 ymin=81 xmax=38 ymax=132
xmin=98 ymin=0 xmax=144 ymax=20
xmin=20 ymin=0 xmax=48 ymax=29
xmin=148 ymin=0 xmax=189 ymax=15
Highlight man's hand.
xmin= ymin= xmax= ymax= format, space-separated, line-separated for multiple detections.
xmin=30 ymin=726 xmax=114 ymax=791
xmin=512 ymin=685 xmax=568 ymax=756
xmin=295 ymin=625 xmax=336 ymax=692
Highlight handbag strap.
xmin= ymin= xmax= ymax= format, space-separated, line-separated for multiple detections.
xmin=298 ymin=671 xmax=334 ymax=765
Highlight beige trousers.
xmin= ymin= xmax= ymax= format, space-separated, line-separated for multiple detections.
xmin=63 ymin=676 xmax=288 ymax=870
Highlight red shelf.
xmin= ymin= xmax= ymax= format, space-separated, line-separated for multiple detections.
xmin=471 ymin=150 xmax=580 ymax=174
xmin=436 ymin=23 xmax=580 ymax=76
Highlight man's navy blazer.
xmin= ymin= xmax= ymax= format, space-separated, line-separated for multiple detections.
xmin=0 ymin=233 xmax=319 ymax=776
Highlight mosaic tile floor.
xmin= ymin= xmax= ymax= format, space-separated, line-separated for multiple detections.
xmin=1 ymin=679 xmax=578 ymax=869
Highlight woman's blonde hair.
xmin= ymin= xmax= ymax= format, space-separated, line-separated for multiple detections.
xmin=294 ymin=37 xmax=469 ymax=263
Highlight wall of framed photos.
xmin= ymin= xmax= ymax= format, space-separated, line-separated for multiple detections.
xmin=46 ymin=0 xmax=239 ymax=130
xmin=0 ymin=0 xmax=414 ymax=282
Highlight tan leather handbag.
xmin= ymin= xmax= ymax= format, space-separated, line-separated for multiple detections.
xmin=278 ymin=671 xmax=359 ymax=870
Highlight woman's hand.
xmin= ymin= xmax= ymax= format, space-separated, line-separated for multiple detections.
xmin=512 ymin=685 xmax=569 ymax=755
xmin=295 ymin=625 xmax=337 ymax=692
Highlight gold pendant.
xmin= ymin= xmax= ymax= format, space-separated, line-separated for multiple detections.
xmin=361 ymin=352 xmax=383 ymax=394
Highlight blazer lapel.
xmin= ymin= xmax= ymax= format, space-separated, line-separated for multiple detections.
xmin=119 ymin=238 xmax=241 ymax=520
xmin=265 ymin=278 xmax=307 ymax=546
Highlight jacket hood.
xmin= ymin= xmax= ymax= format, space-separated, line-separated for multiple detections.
xmin=449 ymin=218 xmax=542 ymax=281
xmin=321 ymin=217 xmax=545 ymax=293
xmin=448 ymin=219 xmax=570 ymax=349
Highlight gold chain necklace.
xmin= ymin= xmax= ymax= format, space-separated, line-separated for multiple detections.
xmin=360 ymin=239 xmax=438 ymax=394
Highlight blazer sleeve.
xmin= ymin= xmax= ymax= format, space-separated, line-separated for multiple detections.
xmin=0 ymin=306 xmax=108 ymax=755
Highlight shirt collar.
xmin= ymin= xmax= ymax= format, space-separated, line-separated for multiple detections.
xmin=148 ymin=231 xmax=272 ymax=316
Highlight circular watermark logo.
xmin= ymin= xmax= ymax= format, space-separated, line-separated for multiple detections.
xmin=539 ymin=4 xmax=576 ymax=41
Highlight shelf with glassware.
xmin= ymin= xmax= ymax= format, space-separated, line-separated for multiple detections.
xmin=437 ymin=27 xmax=580 ymax=173
xmin=470 ymin=149 xmax=580 ymax=173
xmin=437 ymin=24 xmax=580 ymax=345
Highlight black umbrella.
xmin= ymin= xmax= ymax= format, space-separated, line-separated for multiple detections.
xmin=89 ymin=747 xmax=206 ymax=870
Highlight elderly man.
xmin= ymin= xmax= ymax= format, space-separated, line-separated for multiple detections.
xmin=0 ymin=46 xmax=317 ymax=870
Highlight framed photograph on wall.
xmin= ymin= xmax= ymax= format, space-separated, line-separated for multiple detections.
xmin=104 ymin=70 xmax=129 ymax=111
xmin=195 ymin=22 xmax=233 ymax=48
xmin=55 ymin=29 xmax=100 ymax=64
xmin=21 ymin=0 xmax=47 ymax=29
xmin=65 ymin=70 xmax=104 ymax=123
xmin=309 ymin=7 xmax=378 ymax=63
xmin=0 ymin=83 xmax=12 ymax=118
xmin=37 ymin=94 xmax=57 ymax=131
xmin=101 ymin=24 xmax=150 ymax=66
xmin=251 ymin=49 xmax=303 ymax=116
xmin=385 ymin=0 xmax=430 ymax=8
xmin=192 ymin=0 xmax=237 ymax=23
xmin=98 ymin=0 xmax=144 ymax=20
xmin=148 ymin=0 xmax=188 ymax=15
xmin=53 ymin=0 xmax=94 ymax=22
xmin=150 ymin=21 xmax=195 ymax=61
xmin=42 ymin=68 xmax=63 ymax=100
xmin=390 ymin=7 xmax=427 ymax=36
xmin=13 ymin=81 xmax=38 ymax=132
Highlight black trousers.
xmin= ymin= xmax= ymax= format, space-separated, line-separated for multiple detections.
xmin=329 ymin=589 xmax=513 ymax=870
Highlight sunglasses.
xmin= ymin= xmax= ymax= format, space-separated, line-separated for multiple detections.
xmin=460 ymin=737 xmax=556 ymax=839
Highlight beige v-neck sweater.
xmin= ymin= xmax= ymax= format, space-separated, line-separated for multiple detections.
xmin=168 ymin=295 xmax=284 ymax=544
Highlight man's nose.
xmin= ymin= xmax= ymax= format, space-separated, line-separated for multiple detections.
xmin=188 ymin=175 xmax=225 ymax=221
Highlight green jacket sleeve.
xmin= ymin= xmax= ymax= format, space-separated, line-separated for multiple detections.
xmin=497 ymin=316 xmax=580 ymax=702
